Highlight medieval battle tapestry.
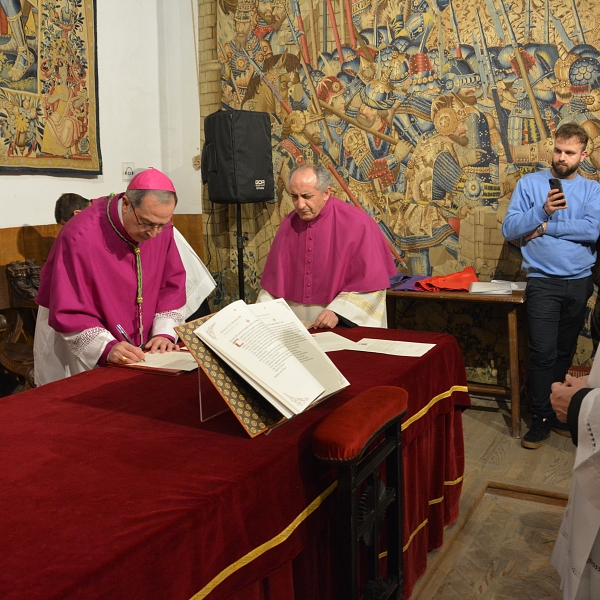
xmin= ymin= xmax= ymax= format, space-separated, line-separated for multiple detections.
xmin=0 ymin=0 xmax=100 ymax=174
xmin=207 ymin=0 xmax=600 ymax=381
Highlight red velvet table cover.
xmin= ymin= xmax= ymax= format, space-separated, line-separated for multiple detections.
xmin=0 ymin=327 xmax=470 ymax=600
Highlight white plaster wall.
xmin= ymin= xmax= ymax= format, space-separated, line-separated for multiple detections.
xmin=157 ymin=0 xmax=203 ymax=214
xmin=0 ymin=0 xmax=201 ymax=228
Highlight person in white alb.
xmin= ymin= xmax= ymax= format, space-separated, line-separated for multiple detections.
xmin=550 ymin=362 xmax=600 ymax=599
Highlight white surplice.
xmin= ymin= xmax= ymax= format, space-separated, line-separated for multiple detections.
xmin=256 ymin=288 xmax=388 ymax=328
xmin=173 ymin=228 xmax=216 ymax=319
xmin=552 ymin=388 xmax=600 ymax=599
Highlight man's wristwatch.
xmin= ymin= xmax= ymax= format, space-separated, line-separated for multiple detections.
xmin=536 ymin=223 xmax=546 ymax=236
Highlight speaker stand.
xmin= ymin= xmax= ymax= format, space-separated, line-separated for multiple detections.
xmin=236 ymin=203 xmax=246 ymax=301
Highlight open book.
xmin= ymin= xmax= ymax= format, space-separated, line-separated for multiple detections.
xmin=176 ymin=299 xmax=349 ymax=435
xmin=117 ymin=349 xmax=198 ymax=375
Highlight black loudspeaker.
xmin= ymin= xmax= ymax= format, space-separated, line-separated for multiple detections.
xmin=201 ymin=109 xmax=274 ymax=204
xmin=201 ymin=110 xmax=274 ymax=301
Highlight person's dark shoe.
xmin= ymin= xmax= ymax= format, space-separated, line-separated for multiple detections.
xmin=521 ymin=417 xmax=551 ymax=449
xmin=550 ymin=416 xmax=571 ymax=438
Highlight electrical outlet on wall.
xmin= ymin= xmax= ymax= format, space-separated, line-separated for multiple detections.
xmin=122 ymin=163 xmax=135 ymax=182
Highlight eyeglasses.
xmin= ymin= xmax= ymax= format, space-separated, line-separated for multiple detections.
xmin=130 ymin=203 xmax=173 ymax=232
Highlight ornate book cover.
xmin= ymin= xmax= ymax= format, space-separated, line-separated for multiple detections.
xmin=176 ymin=317 xmax=285 ymax=438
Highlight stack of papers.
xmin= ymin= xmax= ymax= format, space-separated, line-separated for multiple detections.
xmin=469 ymin=280 xmax=526 ymax=295
xmin=469 ymin=282 xmax=512 ymax=294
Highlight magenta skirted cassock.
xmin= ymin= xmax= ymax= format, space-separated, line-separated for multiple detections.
xmin=261 ymin=197 xmax=396 ymax=304
xmin=37 ymin=194 xmax=186 ymax=346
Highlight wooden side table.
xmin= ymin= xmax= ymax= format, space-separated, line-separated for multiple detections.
xmin=387 ymin=289 xmax=526 ymax=438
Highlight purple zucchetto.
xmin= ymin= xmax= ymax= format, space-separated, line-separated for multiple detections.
xmin=127 ymin=167 xmax=176 ymax=193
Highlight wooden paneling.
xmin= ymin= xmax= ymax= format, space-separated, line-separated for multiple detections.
xmin=0 ymin=227 xmax=26 ymax=265
xmin=22 ymin=225 xmax=62 ymax=263
xmin=0 ymin=224 xmax=62 ymax=267
xmin=172 ymin=214 xmax=205 ymax=261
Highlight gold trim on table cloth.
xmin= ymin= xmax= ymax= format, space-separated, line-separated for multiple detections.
xmin=191 ymin=481 xmax=338 ymax=599
xmin=192 ymin=384 xmax=467 ymax=598
xmin=402 ymin=385 xmax=468 ymax=431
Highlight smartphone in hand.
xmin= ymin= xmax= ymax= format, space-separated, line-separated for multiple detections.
xmin=549 ymin=178 xmax=566 ymax=206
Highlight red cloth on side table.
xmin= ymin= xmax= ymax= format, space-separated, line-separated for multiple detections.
xmin=415 ymin=265 xmax=479 ymax=292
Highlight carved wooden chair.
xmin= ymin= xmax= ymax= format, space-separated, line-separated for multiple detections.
xmin=0 ymin=308 xmax=35 ymax=391
xmin=0 ymin=259 xmax=41 ymax=391
xmin=6 ymin=258 xmax=40 ymax=344
xmin=313 ymin=386 xmax=408 ymax=600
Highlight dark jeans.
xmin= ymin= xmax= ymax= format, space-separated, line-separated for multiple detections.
xmin=526 ymin=276 xmax=594 ymax=420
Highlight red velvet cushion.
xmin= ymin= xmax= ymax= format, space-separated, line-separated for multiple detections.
xmin=312 ymin=386 xmax=408 ymax=463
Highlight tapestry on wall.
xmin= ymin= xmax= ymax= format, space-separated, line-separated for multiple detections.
xmin=211 ymin=0 xmax=600 ymax=378
xmin=0 ymin=0 xmax=100 ymax=174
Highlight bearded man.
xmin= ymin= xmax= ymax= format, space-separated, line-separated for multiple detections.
xmin=502 ymin=122 xmax=600 ymax=449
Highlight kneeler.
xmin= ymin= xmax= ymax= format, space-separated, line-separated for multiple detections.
xmin=312 ymin=386 xmax=408 ymax=600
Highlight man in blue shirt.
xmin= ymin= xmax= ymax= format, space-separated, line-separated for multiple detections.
xmin=502 ymin=123 xmax=600 ymax=449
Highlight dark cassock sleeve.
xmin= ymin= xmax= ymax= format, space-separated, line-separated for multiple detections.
xmin=568 ymin=388 xmax=593 ymax=447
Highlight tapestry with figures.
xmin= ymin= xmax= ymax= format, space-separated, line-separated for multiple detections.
xmin=0 ymin=0 xmax=100 ymax=174
xmin=208 ymin=0 xmax=600 ymax=381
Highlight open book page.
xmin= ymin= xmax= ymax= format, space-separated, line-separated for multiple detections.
xmin=123 ymin=350 xmax=198 ymax=371
xmin=195 ymin=300 xmax=325 ymax=414
xmin=354 ymin=338 xmax=435 ymax=357
xmin=201 ymin=341 xmax=295 ymax=418
xmin=247 ymin=300 xmax=350 ymax=399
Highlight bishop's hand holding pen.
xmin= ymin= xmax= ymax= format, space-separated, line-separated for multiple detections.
xmin=107 ymin=340 xmax=146 ymax=365
xmin=108 ymin=324 xmax=147 ymax=365
xmin=107 ymin=323 xmax=179 ymax=365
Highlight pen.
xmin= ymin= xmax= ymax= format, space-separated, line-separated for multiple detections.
xmin=115 ymin=324 xmax=146 ymax=361
xmin=115 ymin=324 xmax=133 ymax=345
